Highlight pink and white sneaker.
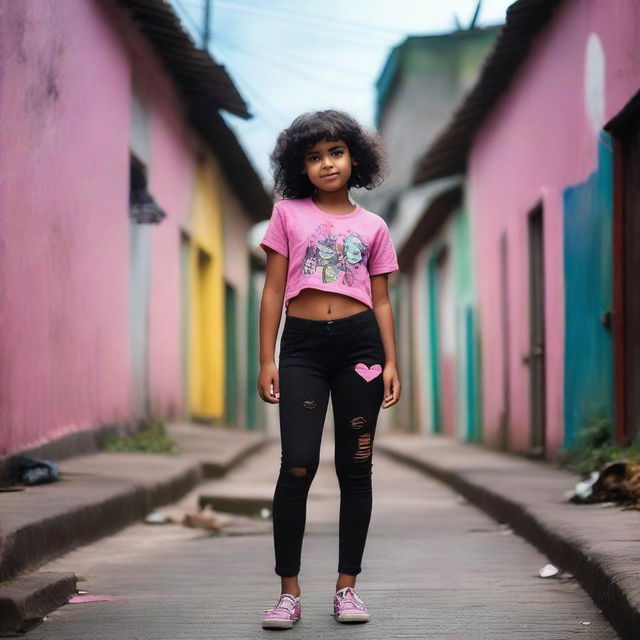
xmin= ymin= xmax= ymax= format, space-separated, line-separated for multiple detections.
xmin=261 ymin=593 xmax=301 ymax=629
xmin=333 ymin=586 xmax=370 ymax=623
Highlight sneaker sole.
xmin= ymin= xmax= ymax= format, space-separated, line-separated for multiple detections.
xmin=261 ymin=619 xmax=298 ymax=629
xmin=336 ymin=613 xmax=370 ymax=623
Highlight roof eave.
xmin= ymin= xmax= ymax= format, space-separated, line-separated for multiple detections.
xmin=412 ymin=0 xmax=562 ymax=185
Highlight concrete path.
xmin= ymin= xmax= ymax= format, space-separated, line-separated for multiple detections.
xmin=25 ymin=441 xmax=617 ymax=639
xmin=376 ymin=433 xmax=640 ymax=639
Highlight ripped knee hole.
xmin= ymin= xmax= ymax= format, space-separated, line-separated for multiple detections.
xmin=288 ymin=466 xmax=307 ymax=477
xmin=349 ymin=416 xmax=367 ymax=429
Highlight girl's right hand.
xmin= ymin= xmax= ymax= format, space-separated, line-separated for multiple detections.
xmin=258 ymin=362 xmax=280 ymax=404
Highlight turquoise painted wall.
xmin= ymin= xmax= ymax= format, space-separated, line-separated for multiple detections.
xmin=563 ymin=131 xmax=614 ymax=448
xmin=422 ymin=205 xmax=481 ymax=440
xmin=453 ymin=205 xmax=482 ymax=442
xmin=426 ymin=250 xmax=443 ymax=433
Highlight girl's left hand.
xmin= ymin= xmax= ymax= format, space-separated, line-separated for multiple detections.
xmin=382 ymin=364 xmax=401 ymax=409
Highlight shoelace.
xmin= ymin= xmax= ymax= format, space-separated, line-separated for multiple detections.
xmin=265 ymin=594 xmax=298 ymax=613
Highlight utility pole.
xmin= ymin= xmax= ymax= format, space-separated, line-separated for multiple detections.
xmin=202 ymin=0 xmax=212 ymax=49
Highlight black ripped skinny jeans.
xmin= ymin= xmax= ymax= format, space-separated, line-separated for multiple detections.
xmin=273 ymin=309 xmax=385 ymax=577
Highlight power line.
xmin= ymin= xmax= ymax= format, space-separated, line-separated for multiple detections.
xmin=217 ymin=0 xmax=405 ymax=40
xmin=214 ymin=29 xmax=371 ymax=77
xmin=213 ymin=31 xmax=371 ymax=87
xmin=214 ymin=1 xmax=395 ymax=49
xmin=214 ymin=33 xmax=371 ymax=93
xmin=217 ymin=58 xmax=291 ymax=129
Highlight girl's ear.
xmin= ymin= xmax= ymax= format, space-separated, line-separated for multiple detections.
xmin=352 ymin=158 xmax=359 ymax=166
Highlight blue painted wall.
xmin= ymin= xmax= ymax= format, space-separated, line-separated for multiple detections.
xmin=563 ymin=131 xmax=614 ymax=448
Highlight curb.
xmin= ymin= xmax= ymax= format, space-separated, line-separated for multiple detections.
xmin=0 ymin=461 xmax=201 ymax=584
xmin=0 ymin=434 xmax=268 ymax=634
xmin=376 ymin=441 xmax=639 ymax=640
xmin=199 ymin=493 xmax=273 ymax=517
xmin=0 ymin=572 xmax=76 ymax=636
xmin=200 ymin=438 xmax=269 ymax=479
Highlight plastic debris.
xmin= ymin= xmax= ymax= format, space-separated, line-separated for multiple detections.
xmin=498 ymin=524 xmax=513 ymax=535
xmin=568 ymin=459 xmax=640 ymax=507
xmin=68 ymin=595 xmax=117 ymax=604
xmin=11 ymin=455 xmax=59 ymax=486
xmin=538 ymin=563 xmax=560 ymax=578
xmin=182 ymin=504 xmax=230 ymax=532
xmin=144 ymin=511 xmax=174 ymax=525
xmin=260 ymin=507 xmax=272 ymax=519
xmin=570 ymin=471 xmax=600 ymax=502
xmin=581 ymin=621 xmax=592 ymax=626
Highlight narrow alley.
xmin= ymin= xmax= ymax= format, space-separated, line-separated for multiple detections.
xmin=27 ymin=442 xmax=616 ymax=639
xmin=3 ymin=1 xmax=640 ymax=638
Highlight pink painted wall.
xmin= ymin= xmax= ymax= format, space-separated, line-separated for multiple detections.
xmin=146 ymin=106 xmax=195 ymax=418
xmin=0 ymin=0 xmax=197 ymax=455
xmin=0 ymin=0 xmax=131 ymax=456
xmin=467 ymin=0 xmax=640 ymax=455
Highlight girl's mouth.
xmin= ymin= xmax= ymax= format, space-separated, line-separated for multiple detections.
xmin=322 ymin=173 xmax=339 ymax=180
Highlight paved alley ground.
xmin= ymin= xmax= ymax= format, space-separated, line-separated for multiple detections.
xmin=25 ymin=440 xmax=617 ymax=639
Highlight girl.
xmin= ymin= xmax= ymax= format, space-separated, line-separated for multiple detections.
xmin=258 ymin=109 xmax=400 ymax=629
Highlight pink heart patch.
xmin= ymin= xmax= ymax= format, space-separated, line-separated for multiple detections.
xmin=355 ymin=363 xmax=382 ymax=382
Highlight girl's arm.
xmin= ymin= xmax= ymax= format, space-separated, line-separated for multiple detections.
xmin=258 ymin=248 xmax=288 ymax=404
xmin=371 ymin=274 xmax=401 ymax=409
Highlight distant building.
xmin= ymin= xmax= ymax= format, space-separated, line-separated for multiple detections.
xmin=411 ymin=0 xmax=640 ymax=459
xmin=367 ymin=24 xmax=500 ymax=435
xmin=359 ymin=25 xmax=500 ymax=219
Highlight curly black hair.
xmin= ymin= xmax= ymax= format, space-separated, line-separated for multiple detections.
xmin=269 ymin=109 xmax=387 ymax=199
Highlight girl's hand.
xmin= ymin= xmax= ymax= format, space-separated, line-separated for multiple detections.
xmin=382 ymin=364 xmax=400 ymax=409
xmin=258 ymin=362 xmax=280 ymax=404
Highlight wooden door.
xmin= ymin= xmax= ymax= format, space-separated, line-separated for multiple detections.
xmin=618 ymin=110 xmax=640 ymax=442
xmin=224 ymin=282 xmax=238 ymax=425
xmin=498 ymin=232 xmax=510 ymax=451
xmin=527 ymin=206 xmax=546 ymax=456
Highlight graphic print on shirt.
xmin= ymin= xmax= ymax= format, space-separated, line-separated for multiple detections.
xmin=301 ymin=223 xmax=368 ymax=287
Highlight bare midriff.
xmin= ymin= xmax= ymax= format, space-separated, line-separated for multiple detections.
xmin=286 ymin=288 xmax=369 ymax=321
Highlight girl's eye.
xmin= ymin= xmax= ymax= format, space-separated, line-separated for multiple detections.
xmin=332 ymin=151 xmax=343 ymax=157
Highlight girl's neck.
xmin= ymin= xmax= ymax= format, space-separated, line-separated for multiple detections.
xmin=311 ymin=188 xmax=355 ymax=214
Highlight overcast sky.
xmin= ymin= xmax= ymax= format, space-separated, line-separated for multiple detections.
xmin=171 ymin=0 xmax=516 ymax=188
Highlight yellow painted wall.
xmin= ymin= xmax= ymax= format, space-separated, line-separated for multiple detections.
xmin=187 ymin=157 xmax=225 ymax=419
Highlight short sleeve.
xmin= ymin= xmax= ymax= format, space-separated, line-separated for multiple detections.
xmin=368 ymin=220 xmax=399 ymax=276
xmin=260 ymin=203 xmax=288 ymax=258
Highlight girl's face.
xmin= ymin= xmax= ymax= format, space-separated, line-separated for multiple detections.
xmin=302 ymin=139 xmax=357 ymax=194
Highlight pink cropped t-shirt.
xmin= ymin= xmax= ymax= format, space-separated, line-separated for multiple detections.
xmin=260 ymin=197 xmax=399 ymax=309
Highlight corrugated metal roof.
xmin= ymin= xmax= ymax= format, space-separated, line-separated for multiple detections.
xmin=119 ymin=0 xmax=272 ymax=220
xmin=412 ymin=0 xmax=562 ymax=185
xmin=396 ymin=180 xmax=463 ymax=271
xmin=120 ymin=0 xmax=250 ymax=119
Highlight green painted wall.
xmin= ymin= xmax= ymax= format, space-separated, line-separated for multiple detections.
xmin=246 ymin=267 xmax=260 ymax=430
xmin=421 ymin=204 xmax=481 ymax=441
xmin=224 ymin=282 xmax=238 ymax=425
